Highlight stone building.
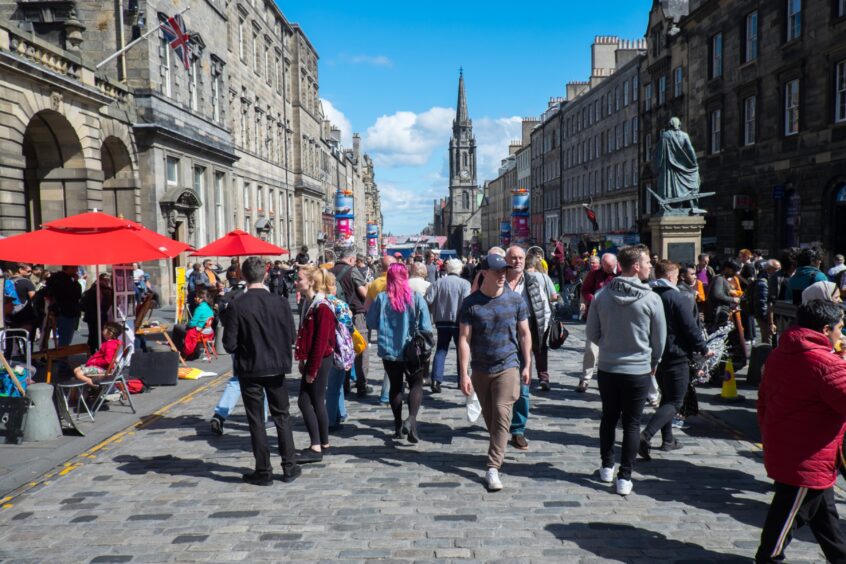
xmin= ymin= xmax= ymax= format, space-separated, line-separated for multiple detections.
xmin=0 ymin=9 xmax=140 ymax=234
xmin=559 ymin=37 xmax=644 ymax=247
xmin=639 ymin=0 xmax=692 ymax=246
xmin=225 ymin=0 xmax=295 ymax=254
xmin=531 ymin=99 xmax=564 ymax=245
xmin=441 ymin=70 xmax=481 ymax=257
xmin=0 ymin=0 xmax=380 ymax=303
xmin=480 ymin=151 xmax=516 ymax=250
xmin=676 ymin=0 xmax=846 ymax=256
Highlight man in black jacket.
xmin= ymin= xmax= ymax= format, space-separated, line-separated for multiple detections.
xmin=640 ymin=260 xmax=712 ymax=460
xmin=222 ymin=256 xmax=300 ymax=485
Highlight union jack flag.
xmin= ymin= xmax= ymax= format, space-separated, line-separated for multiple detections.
xmin=161 ymin=13 xmax=191 ymax=70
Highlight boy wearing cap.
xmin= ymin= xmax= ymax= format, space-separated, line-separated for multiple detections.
xmin=458 ymin=254 xmax=532 ymax=491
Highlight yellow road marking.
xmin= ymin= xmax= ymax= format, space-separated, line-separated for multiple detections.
xmin=0 ymin=371 xmax=231 ymax=511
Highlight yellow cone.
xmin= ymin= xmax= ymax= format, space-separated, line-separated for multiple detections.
xmin=717 ymin=358 xmax=744 ymax=402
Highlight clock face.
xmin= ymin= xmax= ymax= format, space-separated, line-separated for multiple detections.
xmin=460 ymin=170 xmax=470 ymax=180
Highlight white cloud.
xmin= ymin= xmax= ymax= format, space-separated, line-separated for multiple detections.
xmin=474 ymin=116 xmax=523 ymax=182
xmin=363 ymin=107 xmax=454 ymax=167
xmin=340 ymin=54 xmax=393 ymax=67
xmin=320 ymin=98 xmax=353 ymax=148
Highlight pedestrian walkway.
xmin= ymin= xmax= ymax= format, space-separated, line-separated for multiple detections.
xmin=0 ymin=325 xmax=835 ymax=562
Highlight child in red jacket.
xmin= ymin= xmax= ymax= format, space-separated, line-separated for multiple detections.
xmin=756 ymin=300 xmax=846 ymax=563
xmin=73 ymin=322 xmax=123 ymax=386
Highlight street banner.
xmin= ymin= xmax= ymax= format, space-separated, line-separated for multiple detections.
xmin=335 ymin=192 xmax=354 ymax=219
xmin=512 ymin=192 xmax=529 ymax=215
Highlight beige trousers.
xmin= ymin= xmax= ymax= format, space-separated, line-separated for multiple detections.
xmin=471 ymin=367 xmax=520 ymax=469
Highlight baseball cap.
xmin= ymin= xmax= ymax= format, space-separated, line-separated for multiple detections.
xmin=480 ymin=254 xmax=511 ymax=271
xmin=393 ymin=252 xmax=403 ymax=259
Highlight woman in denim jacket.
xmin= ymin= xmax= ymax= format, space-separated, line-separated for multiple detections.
xmin=366 ymin=263 xmax=433 ymax=442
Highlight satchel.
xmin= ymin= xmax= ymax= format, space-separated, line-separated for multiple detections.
xmin=548 ymin=302 xmax=570 ymax=349
xmin=402 ymin=295 xmax=434 ymax=371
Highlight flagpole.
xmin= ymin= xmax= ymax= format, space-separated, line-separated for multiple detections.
xmin=95 ymin=6 xmax=190 ymax=70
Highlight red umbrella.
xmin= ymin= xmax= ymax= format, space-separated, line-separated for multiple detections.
xmin=190 ymin=229 xmax=288 ymax=257
xmin=0 ymin=214 xmax=191 ymax=264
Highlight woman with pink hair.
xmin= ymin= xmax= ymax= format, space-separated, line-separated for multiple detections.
xmin=366 ymin=263 xmax=433 ymax=442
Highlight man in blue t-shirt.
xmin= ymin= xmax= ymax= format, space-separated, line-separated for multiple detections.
xmin=458 ymin=254 xmax=532 ymax=492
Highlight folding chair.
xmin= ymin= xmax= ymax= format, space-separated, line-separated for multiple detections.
xmin=90 ymin=344 xmax=137 ymax=417
xmin=197 ymin=318 xmax=217 ymax=362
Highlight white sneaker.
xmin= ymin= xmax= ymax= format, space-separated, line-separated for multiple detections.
xmin=103 ymin=393 xmax=122 ymax=402
xmin=616 ymin=478 xmax=633 ymax=496
xmin=485 ymin=468 xmax=503 ymax=491
xmin=599 ymin=466 xmax=615 ymax=483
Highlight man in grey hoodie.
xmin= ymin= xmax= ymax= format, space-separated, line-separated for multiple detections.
xmin=586 ymin=244 xmax=667 ymax=496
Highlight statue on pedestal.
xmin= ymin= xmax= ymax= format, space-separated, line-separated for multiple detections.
xmin=650 ymin=117 xmax=713 ymax=215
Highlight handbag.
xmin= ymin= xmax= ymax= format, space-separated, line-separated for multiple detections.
xmin=402 ymin=295 xmax=435 ymax=371
xmin=548 ymin=302 xmax=570 ymax=349
xmin=352 ymin=327 xmax=367 ymax=356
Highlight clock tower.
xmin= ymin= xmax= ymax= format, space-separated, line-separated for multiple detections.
xmin=447 ymin=69 xmax=480 ymax=256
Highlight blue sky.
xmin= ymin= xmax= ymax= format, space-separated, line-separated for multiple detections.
xmin=280 ymin=0 xmax=653 ymax=235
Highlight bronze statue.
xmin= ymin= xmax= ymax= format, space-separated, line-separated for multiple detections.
xmin=650 ymin=117 xmax=712 ymax=215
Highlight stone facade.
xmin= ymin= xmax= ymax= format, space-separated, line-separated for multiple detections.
xmin=0 ymin=18 xmax=139 ymax=235
xmin=559 ymin=38 xmax=644 ymax=246
xmin=437 ymin=71 xmax=481 ymax=257
xmin=678 ymin=0 xmax=846 ymax=256
xmin=0 ymin=0 xmax=380 ymax=303
xmin=532 ymin=100 xmax=563 ymax=246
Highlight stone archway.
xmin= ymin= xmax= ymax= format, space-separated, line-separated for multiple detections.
xmin=22 ymin=109 xmax=88 ymax=229
xmin=100 ymin=136 xmax=137 ymax=219
xmin=160 ymin=186 xmax=202 ymax=247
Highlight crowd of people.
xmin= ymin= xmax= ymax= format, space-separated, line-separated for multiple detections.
xmin=7 ymin=238 xmax=846 ymax=562
xmin=204 ymin=239 xmax=846 ymax=562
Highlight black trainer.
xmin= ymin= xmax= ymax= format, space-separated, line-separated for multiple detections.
xmin=296 ymin=448 xmax=323 ymax=464
xmin=242 ymin=471 xmax=273 ymax=486
xmin=659 ymin=440 xmax=683 ymax=452
xmin=281 ymin=465 xmax=302 ymax=483
xmin=431 ymin=381 xmax=442 ymax=394
xmin=210 ymin=415 xmax=224 ymax=436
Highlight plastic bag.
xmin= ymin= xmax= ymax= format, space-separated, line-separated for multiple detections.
xmin=465 ymin=392 xmax=481 ymax=423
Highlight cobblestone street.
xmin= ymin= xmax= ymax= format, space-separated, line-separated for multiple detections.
xmin=0 ymin=325 xmax=835 ymax=563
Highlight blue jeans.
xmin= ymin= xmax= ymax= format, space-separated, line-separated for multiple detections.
xmin=510 ymin=383 xmax=530 ymax=436
xmin=432 ymin=325 xmax=459 ymax=383
xmin=326 ymin=366 xmax=348 ymax=426
xmin=56 ymin=315 xmax=78 ymax=347
xmin=510 ymin=350 xmax=530 ymax=435
xmin=214 ymin=373 xmax=268 ymax=421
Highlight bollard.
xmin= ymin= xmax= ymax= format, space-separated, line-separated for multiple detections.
xmin=22 ymin=383 xmax=62 ymax=442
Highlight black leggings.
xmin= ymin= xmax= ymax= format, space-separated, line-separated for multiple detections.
xmin=642 ymin=362 xmax=689 ymax=444
xmin=298 ymin=354 xmax=332 ymax=447
xmin=383 ymin=360 xmax=423 ymax=427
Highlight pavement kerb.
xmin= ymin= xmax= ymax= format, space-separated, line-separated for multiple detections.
xmin=0 ymin=370 xmax=232 ymax=512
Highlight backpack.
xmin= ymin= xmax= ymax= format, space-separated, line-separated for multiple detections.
xmin=402 ymin=295 xmax=435 ymax=373
xmin=4 ymin=279 xmax=24 ymax=315
xmin=313 ymin=298 xmax=355 ymax=371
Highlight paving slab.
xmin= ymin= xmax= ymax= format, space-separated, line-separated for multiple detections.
xmin=0 ymin=323 xmax=838 ymax=562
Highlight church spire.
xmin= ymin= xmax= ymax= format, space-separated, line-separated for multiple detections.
xmin=456 ymin=67 xmax=469 ymax=125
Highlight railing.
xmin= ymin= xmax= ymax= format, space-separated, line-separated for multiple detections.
xmin=3 ymin=26 xmax=82 ymax=80
xmin=1 ymin=24 xmax=129 ymax=105
xmin=95 ymin=75 xmax=129 ymax=103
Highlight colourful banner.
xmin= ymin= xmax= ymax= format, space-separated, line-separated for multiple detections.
xmin=175 ymin=266 xmax=186 ymax=324
xmin=366 ymin=223 xmax=379 ymax=237
xmin=512 ymin=192 xmax=529 ymax=216
xmin=335 ymin=192 xmax=353 ymax=219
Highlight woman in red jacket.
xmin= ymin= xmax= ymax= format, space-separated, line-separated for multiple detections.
xmin=756 ymin=299 xmax=846 ymax=563
xmin=294 ymin=265 xmax=336 ymax=464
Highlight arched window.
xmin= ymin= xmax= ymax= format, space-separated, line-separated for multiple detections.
xmin=463 ymin=152 xmax=468 ymax=167
xmin=463 ymin=191 xmax=470 ymax=210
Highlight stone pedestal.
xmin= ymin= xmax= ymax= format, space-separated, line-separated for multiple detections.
xmin=648 ymin=215 xmax=706 ymax=265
